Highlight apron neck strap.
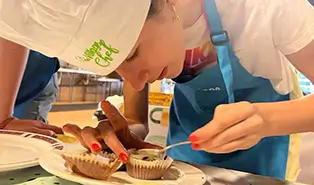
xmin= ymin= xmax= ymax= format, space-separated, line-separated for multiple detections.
xmin=201 ymin=0 xmax=235 ymax=103
xmin=202 ymin=0 xmax=230 ymax=46
xmin=201 ymin=0 xmax=222 ymax=33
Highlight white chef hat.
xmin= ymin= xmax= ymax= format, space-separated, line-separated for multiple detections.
xmin=0 ymin=0 xmax=151 ymax=75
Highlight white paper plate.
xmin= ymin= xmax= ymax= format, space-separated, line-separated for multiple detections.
xmin=0 ymin=130 xmax=64 ymax=172
xmin=39 ymin=151 xmax=207 ymax=185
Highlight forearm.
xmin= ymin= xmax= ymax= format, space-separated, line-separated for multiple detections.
xmin=256 ymin=94 xmax=314 ymax=137
xmin=0 ymin=38 xmax=29 ymax=121
xmin=123 ymin=81 xmax=149 ymax=138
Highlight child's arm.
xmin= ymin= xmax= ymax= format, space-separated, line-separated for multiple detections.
xmin=123 ymin=81 xmax=150 ymax=139
xmin=0 ymin=38 xmax=28 ymax=122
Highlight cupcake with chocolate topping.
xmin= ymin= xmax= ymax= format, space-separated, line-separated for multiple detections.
xmin=126 ymin=150 xmax=173 ymax=180
xmin=61 ymin=151 xmax=122 ymax=180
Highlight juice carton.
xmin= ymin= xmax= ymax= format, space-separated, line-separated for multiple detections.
xmin=145 ymin=92 xmax=173 ymax=147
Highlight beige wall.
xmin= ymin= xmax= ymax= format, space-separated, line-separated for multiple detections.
xmin=149 ymin=81 xmax=162 ymax=92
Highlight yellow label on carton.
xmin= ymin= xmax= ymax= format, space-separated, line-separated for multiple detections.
xmin=149 ymin=92 xmax=173 ymax=106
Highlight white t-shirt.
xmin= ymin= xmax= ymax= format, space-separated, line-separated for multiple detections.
xmin=183 ymin=0 xmax=314 ymax=94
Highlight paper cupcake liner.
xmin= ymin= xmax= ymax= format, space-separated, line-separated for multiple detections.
xmin=61 ymin=152 xmax=122 ymax=180
xmin=126 ymin=155 xmax=173 ymax=180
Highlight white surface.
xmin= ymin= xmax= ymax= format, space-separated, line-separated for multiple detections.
xmin=0 ymin=130 xmax=64 ymax=172
xmin=197 ymin=165 xmax=308 ymax=185
xmin=39 ymin=151 xmax=206 ymax=185
xmin=185 ymin=0 xmax=314 ymax=95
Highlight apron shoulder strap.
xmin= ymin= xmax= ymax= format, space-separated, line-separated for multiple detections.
xmin=202 ymin=0 xmax=235 ymax=103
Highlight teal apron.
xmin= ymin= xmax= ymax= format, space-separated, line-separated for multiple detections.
xmin=167 ymin=0 xmax=290 ymax=179
xmin=14 ymin=51 xmax=59 ymax=118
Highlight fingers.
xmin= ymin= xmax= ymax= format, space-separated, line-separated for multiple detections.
xmin=97 ymin=120 xmax=128 ymax=163
xmin=196 ymin=135 xmax=259 ymax=154
xmin=62 ymin=124 xmax=88 ymax=148
xmin=199 ymin=115 xmax=263 ymax=149
xmin=100 ymin=101 xmax=127 ymax=131
xmin=29 ymin=127 xmax=56 ymax=137
xmin=80 ymin=126 xmax=102 ymax=152
xmin=128 ymin=131 xmax=163 ymax=149
xmin=4 ymin=119 xmax=57 ymax=137
xmin=103 ymin=132 xmax=128 ymax=163
xmin=190 ymin=102 xmax=255 ymax=143
xmin=41 ymin=123 xmax=64 ymax=134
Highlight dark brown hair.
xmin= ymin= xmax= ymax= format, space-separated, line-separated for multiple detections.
xmin=147 ymin=0 xmax=165 ymax=19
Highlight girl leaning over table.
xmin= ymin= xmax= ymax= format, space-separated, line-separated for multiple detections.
xmin=0 ymin=0 xmax=313 ymax=181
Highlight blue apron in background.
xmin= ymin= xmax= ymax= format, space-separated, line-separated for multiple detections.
xmin=167 ymin=0 xmax=290 ymax=179
xmin=14 ymin=51 xmax=59 ymax=118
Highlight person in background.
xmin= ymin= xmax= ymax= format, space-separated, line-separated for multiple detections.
xmin=0 ymin=0 xmax=313 ymax=181
xmin=18 ymin=73 xmax=58 ymax=123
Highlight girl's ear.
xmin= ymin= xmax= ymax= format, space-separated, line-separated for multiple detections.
xmin=165 ymin=0 xmax=181 ymax=22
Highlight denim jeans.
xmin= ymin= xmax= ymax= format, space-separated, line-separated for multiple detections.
xmin=19 ymin=73 xmax=58 ymax=123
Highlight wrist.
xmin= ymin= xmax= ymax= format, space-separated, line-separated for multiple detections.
xmin=0 ymin=116 xmax=16 ymax=129
xmin=255 ymin=97 xmax=314 ymax=137
xmin=0 ymin=111 xmax=13 ymax=122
